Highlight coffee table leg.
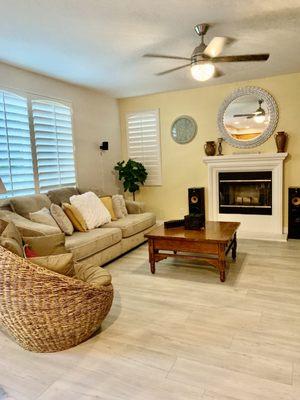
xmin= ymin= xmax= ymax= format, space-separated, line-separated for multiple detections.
xmin=232 ymin=233 xmax=237 ymax=261
xmin=148 ymin=239 xmax=156 ymax=274
xmin=218 ymin=244 xmax=226 ymax=282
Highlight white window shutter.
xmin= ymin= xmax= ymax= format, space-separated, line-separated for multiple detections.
xmin=126 ymin=109 xmax=162 ymax=186
xmin=31 ymin=100 xmax=76 ymax=192
xmin=0 ymin=91 xmax=35 ymax=197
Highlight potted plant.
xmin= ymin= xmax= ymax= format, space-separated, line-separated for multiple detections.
xmin=114 ymin=159 xmax=147 ymax=200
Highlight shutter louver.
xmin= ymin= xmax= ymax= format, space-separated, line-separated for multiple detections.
xmin=32 ymin=100 xmax=76 ymax=192
xmin=0 ymin=91 xmax=35 ymax=198
xmin=126 ymin=110 xmax=162 ymax=186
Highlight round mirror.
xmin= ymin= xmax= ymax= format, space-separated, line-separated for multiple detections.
xmin=217 ymin=87 xmax=278 ymax=148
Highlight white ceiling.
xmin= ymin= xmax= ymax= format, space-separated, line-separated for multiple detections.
xmin=1 ymin=0 xmax=300 ymax=98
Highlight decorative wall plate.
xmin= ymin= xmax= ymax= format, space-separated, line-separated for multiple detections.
xmin=171 ymin=115 xmax=197 ymax=144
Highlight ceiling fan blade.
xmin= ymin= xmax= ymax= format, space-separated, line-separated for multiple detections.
xmin=156 ymin=63 xmax=191 ymax=76
xmin=143 ymin=53 xmax=191 ymax=61
xmin=212 ymin=54 xmax=270 ymax=63
xmin=214 ymin=66 xmax=224 ymax=78
xmin=204 ymin=37 xmax=228 ymax=58
xmin=234 ymin=113 xmax=255 ymax=117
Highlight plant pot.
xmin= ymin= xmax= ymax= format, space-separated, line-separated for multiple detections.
xmin=204 ymin=141 xmax=216 ymax=156
xmin=275 ymin=131 xmax=288 ymax=153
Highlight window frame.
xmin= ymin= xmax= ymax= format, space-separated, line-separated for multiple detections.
xmin=125 ymin=108 xmax=162 ymax=187
xmin=0 ymin=87 xmax=77 ymax=198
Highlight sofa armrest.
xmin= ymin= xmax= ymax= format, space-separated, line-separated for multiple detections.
xmin=125 ymin=200 xmax=145 ymax=214
xmin=0 ymin=210 xmax=61 ymax=236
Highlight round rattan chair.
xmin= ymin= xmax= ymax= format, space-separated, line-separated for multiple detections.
xmin=0 ymin=246 xmax=113 ymax=352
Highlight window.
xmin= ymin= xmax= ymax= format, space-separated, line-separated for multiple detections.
xmin=0 ymin=91 xmax=35 ymax=197
xmin=32 ymin=100 xmax=76 ymax=191
xmin=0 ymin=89 xmax=75 ymax=198
xmin=126 ymin=109 xmax=162 ymax=186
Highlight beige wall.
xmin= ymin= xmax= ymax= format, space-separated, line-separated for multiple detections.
xmin=118 ymin=72 xmax=300 ymax=228
xmin=0 ymin=62 xmax=121 ymax=194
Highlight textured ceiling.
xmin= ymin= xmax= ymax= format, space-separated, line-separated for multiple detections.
xmin=1 ymin=0 xmax=300 ymax=98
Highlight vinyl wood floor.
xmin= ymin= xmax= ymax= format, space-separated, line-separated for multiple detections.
xmin=1 ymin=239 xmax=300 ymax=400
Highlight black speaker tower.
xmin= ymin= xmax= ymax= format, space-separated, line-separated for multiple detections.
xmin=288 ymin=187 xmax=300 ymax=239
xmin=188 ymin=187 xmax=205 ymax=215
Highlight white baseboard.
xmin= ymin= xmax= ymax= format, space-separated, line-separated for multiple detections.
xmin=237 ymin=230 xmax=288 ymax=242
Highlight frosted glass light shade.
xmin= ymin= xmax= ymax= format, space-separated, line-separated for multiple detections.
xmin=191 ymin=63 xmax=215 ymax=81
xmin=254 ymin=114 xmax=266 ymax=123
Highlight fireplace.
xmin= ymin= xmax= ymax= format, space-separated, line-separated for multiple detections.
xmin=203 ymin=153 xmax=288 ymax=241
xmin=219 ymin=171 xmax=272 ymax=215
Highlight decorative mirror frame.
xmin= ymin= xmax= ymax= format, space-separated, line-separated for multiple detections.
xmin=171 ymin=115 xmax=198 ymax=144
xmin=217 ymin=86 xmax=279 ymax=148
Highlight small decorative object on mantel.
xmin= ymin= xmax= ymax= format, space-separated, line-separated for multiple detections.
xmin=275 ymin=131 xmax=288 ymax=153
xmin=217 ymin=138 xmax=223 ymax=156
xmin=204 ymin=141 xmax=216 ymax=156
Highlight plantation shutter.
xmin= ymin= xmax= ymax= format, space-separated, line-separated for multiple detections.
xmin=126 ymin=109 xmax=162 ymax=186
xmin=0 ymin=91 xmax=35 ymax=198
xmin=31 ymin=100 xmax=76 ymax=191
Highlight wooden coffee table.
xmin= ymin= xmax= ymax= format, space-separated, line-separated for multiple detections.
xmin=145 ymin=221 xmax=240 ymax=282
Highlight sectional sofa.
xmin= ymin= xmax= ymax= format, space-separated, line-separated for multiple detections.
xmin=0 ymin=187 xmax=157 ymax=266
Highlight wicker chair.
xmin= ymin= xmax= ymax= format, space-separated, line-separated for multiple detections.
xmin=0 ymin=246 xmax=113 ymax=352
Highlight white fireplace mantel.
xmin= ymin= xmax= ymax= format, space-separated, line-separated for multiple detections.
xmin=203 ymin=152 xmax=288 ymax=241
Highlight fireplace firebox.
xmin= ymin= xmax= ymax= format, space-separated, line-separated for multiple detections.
xmin=219 ymin=171 xmax=272 ymax=215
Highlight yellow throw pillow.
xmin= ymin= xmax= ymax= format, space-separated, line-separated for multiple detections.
xmin=23 ymin=233 xmax=66 ymax=256
xmin=62 ymin=203 xmax=87 ymax=232
xmin=100 ymin=196 xmax=117 ymax=221
xmin=30 ymin=253 xmax=75 ymax=277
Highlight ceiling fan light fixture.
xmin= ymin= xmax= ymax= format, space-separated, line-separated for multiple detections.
xmin=254 ymin=114 xmax=266 ymax=123
xmin=191 ymin=62 xmax=215 ymax=81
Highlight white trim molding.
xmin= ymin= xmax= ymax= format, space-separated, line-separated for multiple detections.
xmin=203 ymin=152 xmax=288 ymax=241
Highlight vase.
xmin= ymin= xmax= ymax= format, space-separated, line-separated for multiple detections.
xmin=217 ymin=138 xmax=223 ymax=156
xmin=204 ymin=141 xmax=216 ymax=156
xmin=275 ymin=131 xmax=288 ymax=153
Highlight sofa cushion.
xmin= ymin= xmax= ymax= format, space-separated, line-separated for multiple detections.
xmin=65 ymin=228 xmax=122 ymax=261
xmin=29 ymin=253 xmax=75 ymax=277
xmin=0 ymin=210 xmax=61 ymax=236
xmin=75 ymin=261 xmax=111 ymax=287
xmin=0 ymin=221 xmax=24 ymax=257
xmin=10 ymin=194 xmax=51 ymax=219
xmin=102 ymin=212 xmax=156 ymax=238
xmin=47 ymin=187 xmax=80 ymax=206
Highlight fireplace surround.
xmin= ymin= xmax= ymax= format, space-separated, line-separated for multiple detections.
xmin=203 ymin=153 xmax=288 ymax=241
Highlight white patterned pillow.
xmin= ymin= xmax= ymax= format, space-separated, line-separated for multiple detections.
xmin=112 ymin=195 xmax=128 ymax=219
xmin=70 ymin=191 xmax=111 ymax=229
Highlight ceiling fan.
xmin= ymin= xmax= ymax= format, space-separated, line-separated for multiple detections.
xmin=234 ymin=99 xmax=266 ymax=122
xmin=143 ymin=23 xmax=269 ymax=81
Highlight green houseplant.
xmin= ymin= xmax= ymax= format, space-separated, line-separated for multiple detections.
xmin=114 ymin=159 xmax=147 ymax=201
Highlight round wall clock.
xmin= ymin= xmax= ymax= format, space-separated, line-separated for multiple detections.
xmin=171 ymin=116 xmax=197 ymax=144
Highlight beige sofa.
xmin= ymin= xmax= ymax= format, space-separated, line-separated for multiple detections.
xmin=0 ymin=187 xmax=156 ymax=266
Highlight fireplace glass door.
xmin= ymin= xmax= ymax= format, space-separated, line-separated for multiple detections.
xmin=219 ymin=171 xmax=272 ymax=215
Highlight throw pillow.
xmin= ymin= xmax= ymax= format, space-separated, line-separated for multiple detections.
xmin=29 ymin=253 xmax=75 ymax=277
xmin=0 ymin=219 xmax=8 ymax=235
xmin=0 ymin=221 xmax=23 ymax=257
xmin=23 ymin=244 xmax=39 ymax=258
xmin=112 ymin=195 xmax=128 ymax=219
xmin=22 ymin=233 xmax=67 ymax=256
xmin=62 ymin=203 xmax=87 ymax=232
xmin=70 ymin=191 xmax=111 ymax=229
xmin=50 ymin=204 xmax=74 ymax=235
xmin=100 ymin=196 xmax=117 ymax=221
xmin=29 ymin=207 xmax=61 ymax=230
